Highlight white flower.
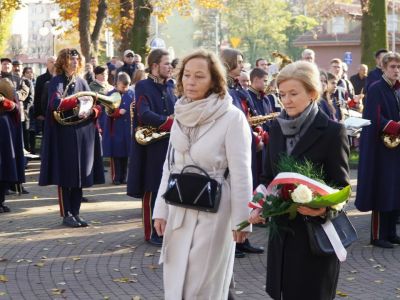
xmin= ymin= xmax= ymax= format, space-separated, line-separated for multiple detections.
xmin=331 ymin=201 xmax=346 ymax=211
xmin=291 ymin=184 xmax=313 ymax=203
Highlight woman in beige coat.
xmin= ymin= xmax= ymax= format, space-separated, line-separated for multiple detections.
xmin=153 ymin=49 xmax=253 ymax=300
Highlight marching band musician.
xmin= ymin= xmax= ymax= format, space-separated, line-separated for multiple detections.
xmin=355 ymin=52 xmax=400 ymax=248
xmin=0 ymin=78 xmax=25 ymax=213
xmin=102 ymin=72 xmax=134 ymax=185
xmin=39 ymin=48 xmax=105 ymax=228
xmin=127 ymin=49 xmax=176 ymax=246
xmin=220 ymin=48 xmax=264 ymax=257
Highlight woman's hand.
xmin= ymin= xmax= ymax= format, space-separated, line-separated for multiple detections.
xmin=297 ymin=206 xmax=326 ymax=217
xmin=232 ymin=230 xmax=249 ymax=243
xmin=154 ymin=218 xmax=167 ymax=236
xmin=248 ymin=208 xmax=265 ymax=224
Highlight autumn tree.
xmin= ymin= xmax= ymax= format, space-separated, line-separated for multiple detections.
xmin=0 ymin=0 xmax=22 ymax=56
xmin=360 ymin=0 xmax=388 ymax=69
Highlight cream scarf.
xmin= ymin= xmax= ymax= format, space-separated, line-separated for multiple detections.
xmin=170 ymin=93 xmax=231 ymax=153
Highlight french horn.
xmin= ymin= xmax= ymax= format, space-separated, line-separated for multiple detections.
xmin=382 ymin=133 xmax=400 ymax=148
xmin=53 ymin=91 xmax=121 ymax=125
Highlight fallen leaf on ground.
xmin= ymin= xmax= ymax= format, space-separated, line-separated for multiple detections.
xmin=148 ymin=265 xmax=158 ymax=270
xmin=368 ymin=258 xmax=375 ymax=262
xmin=130 ymin=266 xmax=137 ymax=270
xmin=72 ymin=257 xmax=81 ymax=261
xmin=144 ymin=253 xmax=154 ymax=257
xmin=112 ymin=277 xmax=137 ymax=283
xmin=42 ymin=248 xmax=48 ymax=251
xmin=0 ymin=258 xmax=7 ymax=262
xmin=91 ymin=221 xmax=102 ymax=224
xmin=346 ymin=277 xmax=355 ymax=281
xmin=74 ymin=270 xmax=81 ymax=274
xmin=0 ymin=275 xmax=8 ymax=283
xmin=336 ymin=290 xmax=348 ymax=297
xmin=132 ymin=296 xmax=141 ymax=300
xmin=113 ymin=269 xmax=120 ymax=272
xmin=379 ymin=268 xmax=385 ymax=272
xmin=57 ymin=282 xmax=66 ymax=285
xmin=235 ymin=291 xmax=243 ymax=295
xmin=51 ymin=288 xmax=65 ymax=295
xmin=34 ymin=262 xmax=44 ymax=267
xmin=66 ymin=242 xmax=75 ymax=245
xmin=349 ymin=270 xmax=358 ymax=274
xmin=374 ymin=280 xmax=382 ymax=284
xmin=0 ymin=291 xmax=6 ymax=296
xmin=98 ymin=240 xmax=105 ymax=243
xmin=372 ymin=264 xmax=382 ymax=268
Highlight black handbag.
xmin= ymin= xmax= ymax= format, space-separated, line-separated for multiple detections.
xmin=306 ymin=211 xmax=357 ymax=256
xmin=163 ymin=165 xmax=229 ymax=213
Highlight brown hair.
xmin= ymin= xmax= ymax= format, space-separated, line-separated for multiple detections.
xmin=277 ymin=61 xmax=321 ymax=101
xmin=146 ymin=49 xmax=169 ymax=75
xmin=250 ymin=67 xmax=268 ymax=82
xmin=131 ymin=69 xmax=147 ymax=85
xmin=330 ymin=58 xmax=342 ymax=65
xmin=176 ymin=49 xmax=227 ymax=98
xmin=54 ymin=48 xmax=84 ymax=75
xmin=381 ymin=52 xmax=400 ymax=68
xmin=220 ymin=48 xmax=243 ymax=72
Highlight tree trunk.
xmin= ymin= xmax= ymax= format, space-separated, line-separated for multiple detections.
xmin=360 ymin=0 xmax=388 ymax=69
xmin=90 ymin=0 xmax=108 ymax=57
xmin=119 ymin=0 xmax=134 ymax=54
xmin=131 ymin=0 xmax=153 ymax=59
xmin=79 ymin=0 xmax=91 ymax=62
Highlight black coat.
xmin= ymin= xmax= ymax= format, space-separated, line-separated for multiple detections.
xmin=34 ymin=70 xmax=52 ymax=118
xmin=262 ymin=111 xmax=350 ymax=300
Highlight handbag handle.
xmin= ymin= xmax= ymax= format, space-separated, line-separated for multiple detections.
xmin=181 ymin=165 xmax=211 ymax=179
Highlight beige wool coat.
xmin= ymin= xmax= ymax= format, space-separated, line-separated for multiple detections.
xmin=153 ymin=99 xmax=253 ymax=300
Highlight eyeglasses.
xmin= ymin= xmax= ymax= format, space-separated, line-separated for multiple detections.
xmin=68 ymin=49 xmax=79 ymax=57
xmin=125 ymin=53 xmax=134 ymax=58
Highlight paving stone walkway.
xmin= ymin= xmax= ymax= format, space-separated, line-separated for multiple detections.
xmin=0 ymin=162 xmax=399 ymax=299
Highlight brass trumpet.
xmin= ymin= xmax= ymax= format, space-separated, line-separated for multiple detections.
xmin=382 ymin=134 xmax=400 ymax=148
xmin=53 ymin=91 xmax=121 ymax=125
xmin=135 ymin=126 xmax=169 ymax=145
xmin=248 ymin=112 xmax=280 ymax=127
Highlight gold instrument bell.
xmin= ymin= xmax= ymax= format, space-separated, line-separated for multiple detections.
xmin=382 ymin=133 xmax=400 ymax=148
xmin=135 ymin=126 xmax=169 ymax=145
xmin=53 ymin=91 xmax=121 ymax=125
xmin=248 ymin=112 xmax=280 ymax=127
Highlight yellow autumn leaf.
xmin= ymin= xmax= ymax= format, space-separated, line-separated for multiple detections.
xmin=0 ymin=275 xmax=8 ymax=283
xmin=336 ymin=290 xmax=348 ymax=297
xmin=113 ymin=277 xmax=137 ymax=283
xmin=72 ymin=257 xmax=81 ymax=261
xmin=148 ymin=265 xmax=158 ymax=270
xmin=0 ymin=291 xmax=6 ymax=296
xmin=34 ymin=262 xmax=44 ymax=267
xmin=144 ymin=253 xmax=154 ymax=257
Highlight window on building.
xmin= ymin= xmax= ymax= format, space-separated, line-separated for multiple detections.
xmin=332 ymin=16 xmax=346 ymax=34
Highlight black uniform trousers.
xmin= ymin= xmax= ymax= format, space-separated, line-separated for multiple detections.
xmin=0 ymin=182 xmax=6 ymax=205
xmin=110 ymin=157 xmax=128 ymax=184
xmin=58 ymin=186 xmax=83 ymax=217
xmin=371 ymin=210 xmax=399 ymax=241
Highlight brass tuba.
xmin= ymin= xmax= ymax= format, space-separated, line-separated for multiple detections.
xmin=135 ymin=126 xmax=169 ymax=145
xmin=382 ymin=133 xmax=400 ymax=148
xmin=53 ymin=91 xmax=121 ymax=125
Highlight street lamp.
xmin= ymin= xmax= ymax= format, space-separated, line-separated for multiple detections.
xmin=39 ymin=11 xmax=62 ymax=56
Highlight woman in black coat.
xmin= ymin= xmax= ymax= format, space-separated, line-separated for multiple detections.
xmin=249 ymin=61 xmax=350 ymax=300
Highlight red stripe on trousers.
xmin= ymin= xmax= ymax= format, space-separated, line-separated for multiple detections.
xmin=110 ymin=158 xmax=115 ymax=182
xmin=371 ymin=211 xmax=380 ymax=240
xmin=57 ymin=186 xmax=64 ymax=217
xmin=142 ymin=191 xmax=153 ymax=241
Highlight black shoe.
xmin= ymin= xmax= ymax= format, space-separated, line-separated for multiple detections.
xmin=112 ymin=181 xmax=121 ymax=185
xmin=81 ymin=197 xmax=89 ymax=203
xmin=147 ymin=234 xmax=163 ymax=247
xmin=235 ymin=249 xmax=246 ymax=258
xmin=1 ymin=205 xmax=10 ymax=213
xmin=236 ymin=239 xmax=264 ymax=254
xmin=371 ymin=239 xmax=394 ymax=249
xmin=0 ymin=206 xmax=3 ymax=213
xmin=74 ymin=215 xmax=89 ymax=227
xmin=62 ymin=216 xmax=81 ymax=228
xmin=388 ymin=236 xmax=400 ymax=244
xmin=18 ymin=187 xmax=29 ymax=195
xmin=5 ymin=190 xmax=15 ymax=196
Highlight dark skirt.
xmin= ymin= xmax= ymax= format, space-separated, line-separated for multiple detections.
xmin=266 ymin=215 xmax=340 ymax=300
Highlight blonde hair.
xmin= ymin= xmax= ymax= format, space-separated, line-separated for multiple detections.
xmin=276 ymin=61 xmax=321 ymax=101
xmin=381 ymin=52 xmax=400 ymax=68
xmin=176 ymin=49 xmax=227 ymax=98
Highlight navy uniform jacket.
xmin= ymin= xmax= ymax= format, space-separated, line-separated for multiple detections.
xmin=355 ymin=77 xmax=400 ymax=212
xmin=102 ymin=89 xmax=134 ymax=157
xmin=365 ymin=67 xmax=383 ymax=92
xmin=34 ymin=70 xmax=52 ymax=118
xmin=127 ymin=76 xmax=176 ymax=197
xmin=248 ymin=87 xmax=274 ymax=131
xmin=0 ymin=96 xmax=25 ymax=184
xmin=39 ymin=74 xmax=105 ymax=188
xmin=227 ymin=77 xmax=259 ymax=188
xmin=266 ymin=93 xmax=282 ymax=113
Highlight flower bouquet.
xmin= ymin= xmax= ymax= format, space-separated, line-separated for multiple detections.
xmin=237 ymin=155 xmax=352 ymax=231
